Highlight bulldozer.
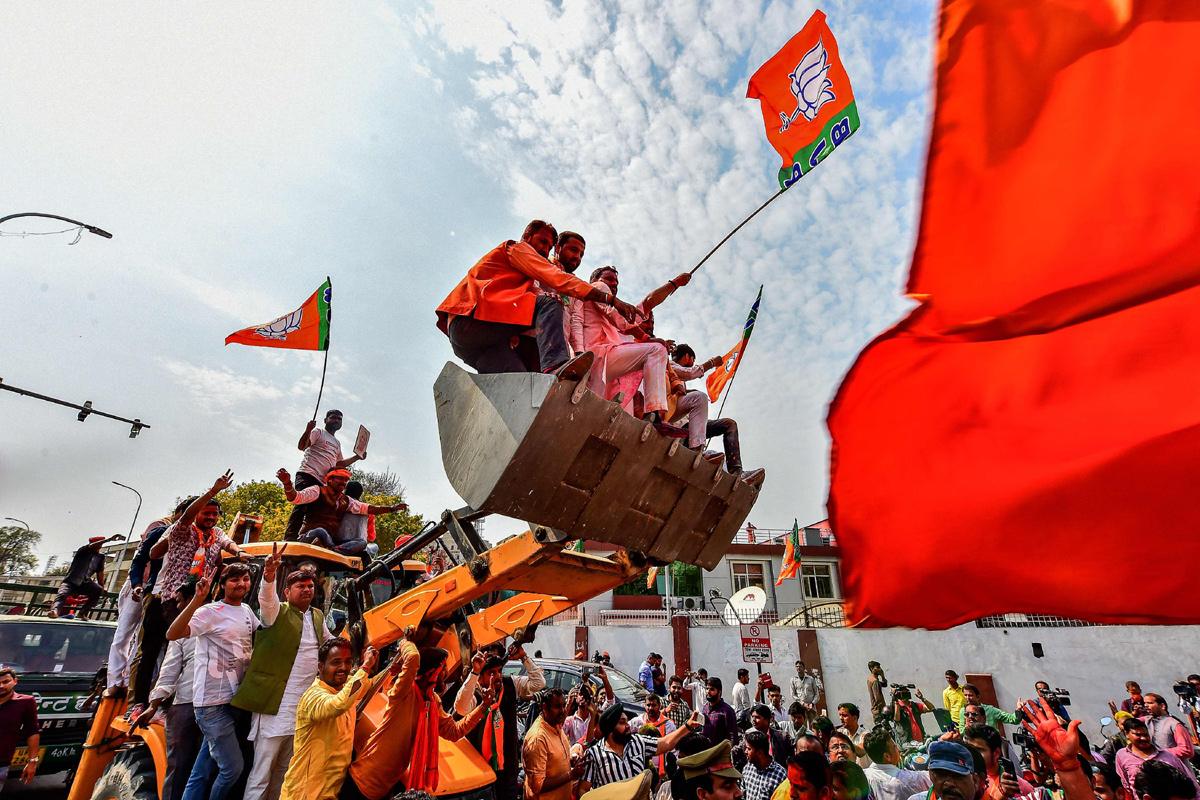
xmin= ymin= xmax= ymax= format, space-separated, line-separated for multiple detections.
xmin=72 ymin=364 xmax=764 ymax=800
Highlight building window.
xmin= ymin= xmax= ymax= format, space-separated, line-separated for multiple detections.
xmin=730 ymin=561 xmax=767 ymax=594
xmin=802 ymin=564 xmax=835 ymax=600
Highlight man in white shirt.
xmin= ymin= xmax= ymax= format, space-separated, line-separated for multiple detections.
xmin=131 ymin=578 xmax=201 ymax=800
xmin=284 ymin=409 xmax=364 ymax=540
xmin=732 ymin=669 xmax=753 ymax=714
xmin=231 ymin=545 xmax=331 ymax=800
xmin=862 ymin=727 xmax=932 ymax=800
xmin=167 ymin=562 xmax=261 ymax=800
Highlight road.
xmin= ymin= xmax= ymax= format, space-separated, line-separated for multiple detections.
xmin=5 ymin=771 xmax=72 ymax=800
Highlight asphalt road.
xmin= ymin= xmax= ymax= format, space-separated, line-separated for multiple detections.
xmin=4 ymin=771 xmax=72 ymax=799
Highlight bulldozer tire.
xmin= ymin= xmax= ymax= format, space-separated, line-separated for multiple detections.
xmin=88 ymin=744 xmax=158 ymax=800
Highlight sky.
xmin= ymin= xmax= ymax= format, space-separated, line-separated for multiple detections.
xmin=0 ymin=0 xmax=934 ymax=570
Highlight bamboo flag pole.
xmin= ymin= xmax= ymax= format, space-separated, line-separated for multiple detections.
xmin=312 ymin=276 xmax=331 ymax=420
xmin=688 ymin=187 xmax=787 ymax=276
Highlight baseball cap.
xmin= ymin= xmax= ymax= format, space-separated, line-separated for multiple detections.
xmin=927 ymin=741 xmax=973 ymax=776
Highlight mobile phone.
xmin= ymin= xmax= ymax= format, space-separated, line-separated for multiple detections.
xmin=998 ymin=757 xmax=1016 ymax=777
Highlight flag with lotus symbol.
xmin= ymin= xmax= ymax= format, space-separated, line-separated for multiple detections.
xmin=225 ymin=279 xmax=331 ymax=350
xmin=775 ymin=520 xmax=801 ymax=586
xmin=747 ymin=10 xmax=859 ymax=189
xmin=707 ymin=286 xmax=762 ymax=402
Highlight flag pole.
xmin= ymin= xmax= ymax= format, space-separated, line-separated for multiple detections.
xmin=688 ymin=187 xmax=787 ymax=276
xmin=312 ymin=275 xmax=331 ymax=420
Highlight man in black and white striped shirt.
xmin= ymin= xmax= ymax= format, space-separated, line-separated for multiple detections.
xmin=580 ymin=702 xmax=703 ymax=791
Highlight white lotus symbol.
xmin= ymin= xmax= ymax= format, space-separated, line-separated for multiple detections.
xmin=254 ymin=309 xmax=303 ymax=340
xmin=779 ymin=37 xmax=836 ymax=132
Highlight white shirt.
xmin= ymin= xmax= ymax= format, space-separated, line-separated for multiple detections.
xmin=865 ymin=764 xmax=932 ymax=800
xmin=297 ymin=428 xmax=343 ymax=482
xmin=769 ymin=704 xmax=789 ymax=724
xmin=249 ymin=579 xmax=328 ymax=739
xmin=188 ymin=601 xmax=260 ymax=707
xmin=453 ymin=655 xmax=547 ymax=715
xmin=732 ymin=681 xmax=752 ymax=713
xmin=151 ymin=638 xmax=196 ymax=705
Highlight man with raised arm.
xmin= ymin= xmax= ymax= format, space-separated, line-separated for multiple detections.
xmin=285 ymin=409 xmax=364 ymax=540
xmin=437 ymin=220 xmax=639 ymax=375
xmin=278 ymin=467 xmax=406 ymax=556
xmin=234 ymin=545 xmax=332 ymax=800
xmin=167 ymin=562 xmax=260 ymax=800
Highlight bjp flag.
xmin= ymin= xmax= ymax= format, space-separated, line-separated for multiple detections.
xmin=225 ymin=279 xmax=331 ymax=351
xmin=707 ymin=286 xmax=762 ymax=402
xmin=747 ymin=10 xmax=859 ymax=189
xmin=828 ymin=2 xmax=1200 ymax=628
xmin=775 ymin=520 xmax=801 ymax=587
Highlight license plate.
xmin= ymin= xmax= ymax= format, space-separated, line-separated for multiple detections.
xmin=10 ymin=747 xmax=44 ymax=767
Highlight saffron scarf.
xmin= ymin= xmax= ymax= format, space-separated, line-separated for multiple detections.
xmin=480 ymin=682 xmax=506 ymax=771
xmin=188 ymin=526 xmax=219 ymax=578
xmin=409 ymin=667 xmax=444 ymax=793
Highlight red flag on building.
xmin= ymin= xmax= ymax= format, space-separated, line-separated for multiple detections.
xmin=225 ymin=280 xmax=331 ymax=351
xmin=775 ymin=520 xmax=801 ymax=587
xmin=828 ymin=2 xmax=1200 ymax=628
xmin=746 ymin=9 xmax=859 ymax=189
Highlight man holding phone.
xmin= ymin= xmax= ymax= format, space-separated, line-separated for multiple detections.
xmin=963 ymin=724 xmax=1035 ymax=798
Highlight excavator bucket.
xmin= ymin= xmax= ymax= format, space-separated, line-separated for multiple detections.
xmin=434 ymin=362 xmax=762 ymax=569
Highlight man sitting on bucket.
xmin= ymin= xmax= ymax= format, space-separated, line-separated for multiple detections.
xmin=437 ymin=219 xmax=640 ymax=376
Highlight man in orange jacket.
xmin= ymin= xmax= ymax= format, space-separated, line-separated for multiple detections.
xmin=437 ymin=220 xmax=640 ymax=375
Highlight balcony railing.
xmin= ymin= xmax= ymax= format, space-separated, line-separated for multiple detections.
xmin=732 ymin=528 xmax=837 ymax=547
xmin=542 ymin=600 xmax=847 ymax=628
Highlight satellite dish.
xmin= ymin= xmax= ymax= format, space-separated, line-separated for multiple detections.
xmin=723 ymin=586 xmax=767 ymax=626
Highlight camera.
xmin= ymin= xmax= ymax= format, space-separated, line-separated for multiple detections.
xmin=891 ymin=684 xmax=915 ymax=702
xmin=1012 ymin=729 xmax=1038 ymax=750
xmin=1038 ymin=686 xmax=1071 ymax=707
xmin=1173 ymin=681 xmax=1198 ymax=702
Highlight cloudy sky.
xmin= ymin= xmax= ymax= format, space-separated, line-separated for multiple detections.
xmin=1 ymin=0 xmax=932 ymax=569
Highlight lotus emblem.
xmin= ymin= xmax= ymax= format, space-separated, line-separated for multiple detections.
xmin=779 ymin=37 xmax=836 ymax=132
xmin=254 ymin=309 xmax=303 ymax=340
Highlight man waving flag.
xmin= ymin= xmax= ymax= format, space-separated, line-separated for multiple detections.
xmin=707 ymin=286 xmax=762 ymax=402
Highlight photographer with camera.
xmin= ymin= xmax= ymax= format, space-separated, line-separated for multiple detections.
xmin=1173 ymin=678 xmax=1200 ymax=746
xmin=1142 ymin=694 xmax=1195 ymax=761
xmin=1035 ymin=682 xmax=1071 ymax=723
xmin=885 ymin=683 xmax=936 ymax=746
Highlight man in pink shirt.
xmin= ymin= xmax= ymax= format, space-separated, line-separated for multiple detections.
xmin=1115 ymin=717 xmax=1199 ymax=799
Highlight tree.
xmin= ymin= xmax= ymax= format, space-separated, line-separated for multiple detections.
xmin=349 ymin=466 xmax=404 ymax=498
xmin=0 ymin=526 xmax=42 ymax=576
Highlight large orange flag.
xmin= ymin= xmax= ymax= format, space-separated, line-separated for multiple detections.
xmin=225 ymin=280 xmax=330 ymax=351
xmin=828 ymin=2 xmax=1200 ymax=628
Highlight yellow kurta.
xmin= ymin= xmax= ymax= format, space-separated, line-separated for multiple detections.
xmin=279 ymin=668 xmax=374 ymax=800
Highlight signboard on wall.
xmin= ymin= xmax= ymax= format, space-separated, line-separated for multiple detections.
xmin=741 ymin=623 xmax=772 ymax=663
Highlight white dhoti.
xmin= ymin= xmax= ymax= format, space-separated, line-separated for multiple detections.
xmin=106 ymin=580 xmax=143 ymax=689
xmin=589 ymin=342 xmax=668 ymax=414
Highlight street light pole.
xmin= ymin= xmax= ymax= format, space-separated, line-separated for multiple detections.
xmin=0 ymin=212 xmax=112 ymax=239
xmin=110 ymin=482 xmax=142 ymax=592
xmin=3 ymin=518 xmax=29 ymax=530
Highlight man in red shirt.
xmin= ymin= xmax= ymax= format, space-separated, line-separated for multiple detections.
xmin=0 ymin=668 xmax=40 ymax=791
xmin=437 ymin=220 xmax=639 ymax=375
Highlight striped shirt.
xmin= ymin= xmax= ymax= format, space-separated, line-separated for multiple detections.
xmin=582 ymin=735 xmax=656 ymax=788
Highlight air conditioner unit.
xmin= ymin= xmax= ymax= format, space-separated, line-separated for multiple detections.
xmin=675 ymin=596 xmax=703 ymax=611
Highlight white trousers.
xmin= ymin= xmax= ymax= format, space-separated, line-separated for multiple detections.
xmin=591 ymin=342 xmax=668 ymax=413
xmin=106 ymin=580 xmax=143 ymax=689
xmin=243 ymin=734 xmax=294 ymax=800
xmin=673 ymin=390 xmax=709 ymax=449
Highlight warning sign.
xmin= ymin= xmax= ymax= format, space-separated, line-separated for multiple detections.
xmin=740 ymin=623 xmax=772 ymax=663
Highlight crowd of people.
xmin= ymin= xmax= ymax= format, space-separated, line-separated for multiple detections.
xmin=435 ymin=220 xmax=764 ymax=486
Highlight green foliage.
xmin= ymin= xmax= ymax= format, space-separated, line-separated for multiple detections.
xmin=613 ymin=561 xmax=702 ymax=596
xmin=0 ymin=526 xmax=42 ymax=576
xmin=212 ymin=468 xmax=424 ymax=550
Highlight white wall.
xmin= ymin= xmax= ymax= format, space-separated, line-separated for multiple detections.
xmin=530 ymin=622 xmax=1200 ymax=744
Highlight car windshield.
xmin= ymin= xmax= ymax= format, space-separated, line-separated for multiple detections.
xmin=600 ymin=667 xmax=650 ymax=702
xmin=0 ymin=622 xmax=115 ymax=675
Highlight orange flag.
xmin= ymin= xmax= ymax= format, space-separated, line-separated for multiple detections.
xmin=746 ymin=10 xmax=859 ymax=189
xmin=775 ymin=520 xmax=801 ymax=587
xmin=828 ymin=2 xmax=1200 ymax=628
xmin=225 ymin=280 xmax=330 ymax=351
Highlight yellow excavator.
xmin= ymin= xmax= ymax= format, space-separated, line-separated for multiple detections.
xmin=73 ymin=363 xmax=764 ymax=800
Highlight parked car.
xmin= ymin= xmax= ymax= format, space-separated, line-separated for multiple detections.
xmin=0 ymin=615 xmax=116 ymax=777
xmin=502 ymin=657 xmax=650 ymax=738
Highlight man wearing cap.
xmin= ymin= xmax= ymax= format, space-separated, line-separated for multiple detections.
xmin=49 ymin=535 xmax=115 ymax=619
xmin=342 ymin=642 xmax=491 ymax=800
xmin=673 ymin=741 xmax=743 ymax=800
xmin=580 ymin=769 xmax=657 ymax=800
xmin=579 ymin=701 xmax=703 ymax=792
xmin=862 ymin=728 xmax=932 ymax=800
xmin=278 ymin=467 xmax=406 ymax=556
xmin=914 ymin=741 xmax=981 ymax=800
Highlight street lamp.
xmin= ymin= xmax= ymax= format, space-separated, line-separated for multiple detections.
xmin=3 ymin=518 xmax=29 ymax=530
xmin=0 ymin=212 xmax=112 ymax=240
xmin=109 ymin=482 xmax=142 ymax=592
